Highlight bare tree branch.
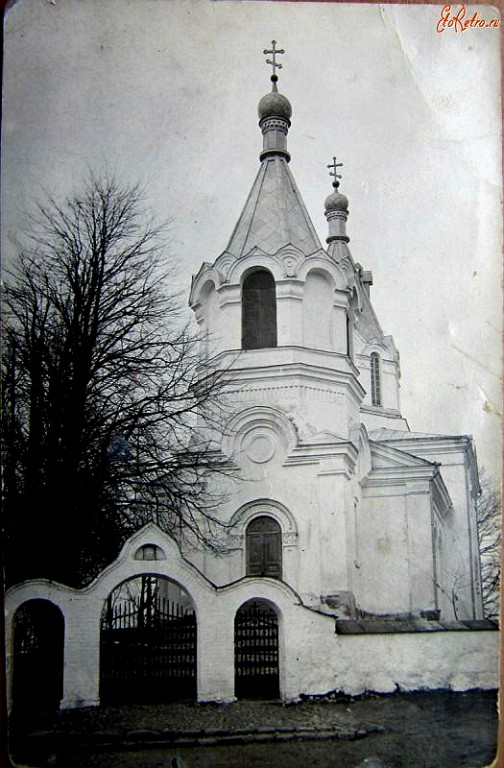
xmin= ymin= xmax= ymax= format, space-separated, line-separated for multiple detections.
xmin=1 ymin=176 xmax=235 ymax=587
xmin=476 ymin=468 xmax=501 ymax=621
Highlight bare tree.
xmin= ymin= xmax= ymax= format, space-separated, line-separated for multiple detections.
xmin=476 ymin=469 xmax=501 ymax=621
xmin=1 ymin=176 xmax=232 ymax=587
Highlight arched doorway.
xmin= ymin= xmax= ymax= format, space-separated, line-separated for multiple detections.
xmin=234 ymin=599 xmax=280 ymax=699
xmin=246 ymin=516 xmax=282 ymax=578
xmin=12 ymin=599 xmax=64 ymax=712
xmin=100 ymin=574 xmax=197 ymax=704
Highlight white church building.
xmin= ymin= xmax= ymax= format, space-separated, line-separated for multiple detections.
xmin=5 ymin=46 xmax=498 ymax=711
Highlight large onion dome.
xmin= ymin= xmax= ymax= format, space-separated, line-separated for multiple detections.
xmin=258 ymin=84 xmax=292 ymax=121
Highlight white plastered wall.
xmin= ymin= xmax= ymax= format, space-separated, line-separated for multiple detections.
xmin=5 ymin=525 xmax=498 ymax=711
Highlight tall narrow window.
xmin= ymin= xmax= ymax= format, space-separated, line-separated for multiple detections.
xmin=370 ymin=352 xmax=382 ymax=406
xmin=242 ymin=270 xmax=277 ymax=350
xmin=346 ymin=313 xmax=353 ymax=358
xmin=246 ymin=516 xmax=282 ymax=579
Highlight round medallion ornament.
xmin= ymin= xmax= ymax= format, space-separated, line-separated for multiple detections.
xmin=244 ymin=432 xmax=276 ymax=464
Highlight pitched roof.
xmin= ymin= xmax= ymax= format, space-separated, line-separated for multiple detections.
xmin=369 ymin=428 xmax=441 ymax=441
xmin=226 ymin=156 xmax=321 ymax=258
xmin=369 ymin=440 xmax=436 ymax=470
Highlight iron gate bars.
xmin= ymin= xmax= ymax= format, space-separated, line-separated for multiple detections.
xmin=234 ymin=600 xmax=280 ymax=699
xmin=100 ymin=575 xmax=197 ymax=704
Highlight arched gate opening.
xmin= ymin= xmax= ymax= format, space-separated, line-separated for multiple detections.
xmin=234 ymin=599 xmax=280 ymax=699
xmin=100 ymin=574 xmax=197 ymax=704
xmin=12 ymin=599 xmax=64 ymax=713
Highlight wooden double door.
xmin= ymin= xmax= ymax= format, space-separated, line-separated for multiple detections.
xmin=246 ymin=516 xmax=282 ymax=579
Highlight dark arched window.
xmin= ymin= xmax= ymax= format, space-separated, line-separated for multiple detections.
xmin=242 ymin=270 xmax=277 ymax=350
xmin=246 ymin=516 xmax=282 ymax=579
xmin=370 ymin=352 xmax=382 ymax=406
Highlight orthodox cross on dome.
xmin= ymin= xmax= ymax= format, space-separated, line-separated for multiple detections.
xmin=327 ymin=156 xmax=343 ymax=188
xmin=263 ymin=40 xmax=285 ymax=81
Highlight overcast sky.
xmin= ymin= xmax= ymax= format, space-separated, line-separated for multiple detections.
xmin=2 ymin=0 xmax=502 ymax=479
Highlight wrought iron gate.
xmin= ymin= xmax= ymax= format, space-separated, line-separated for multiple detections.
xmin=100 ymin=575 xmax=197 ymax=703
xmin=13 ymin=600 xmax=64 ymax=712
xmin=234 ymin=600 xmax=279 ymax=699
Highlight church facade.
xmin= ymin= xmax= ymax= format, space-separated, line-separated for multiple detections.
xmin=5 ymin=48 xmax=498 ymax=711
xmin=189 ymin=54 xmax=483 ymax=625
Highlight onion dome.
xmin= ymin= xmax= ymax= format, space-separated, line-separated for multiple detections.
xmin=258 ymin=79 xmax=292 ymax=121
xmin=324 ymin=188 xmax=349 ymax=213
xmin=325 ymin=156 xmax=350 ymax=245
xmin=258 ymin=47 xmax=291 ymax=162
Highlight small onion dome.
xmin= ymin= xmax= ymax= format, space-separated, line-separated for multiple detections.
xmin=258 ymin=90 xmax=292 ymax=121
xmin=324 ymin=189 xmax=349 ymax=212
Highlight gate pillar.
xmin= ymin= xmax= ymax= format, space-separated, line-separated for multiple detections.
xmin=61 ymin=601 xmax=101 ymax=709
xmin=197 ymin=601 xmax=235 ymax=702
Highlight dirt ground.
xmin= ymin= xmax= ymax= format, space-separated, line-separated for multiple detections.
xmin=7 ymin=690 xmax=499 ymax=768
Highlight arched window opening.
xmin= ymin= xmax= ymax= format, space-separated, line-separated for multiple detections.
xmin=370 ymin=352 xmax=382 ymax=407
xmin=242 ymin=270 xmax=277 ymax=350
xmin=13 ymin=600 xmax=64 ymax=712
xmin=303 ymin=270 xmax=333 ymax=351
xmin=246 ymin=516 xmax=282 ymax=579
xmin=348 ymin=289 xmax=359 ymax=361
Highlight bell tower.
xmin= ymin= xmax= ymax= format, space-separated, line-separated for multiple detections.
xmin=190 ymin=44 xmax=366 ymax=443
xmin=189 ymin=42 xmax=407 ymax=610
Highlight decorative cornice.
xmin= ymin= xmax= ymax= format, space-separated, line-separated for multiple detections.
xmin=190 ymin=243 xmax=353 ymax=308
xmin=259 ymin=116 xmax=290 ymax=131
xmin=336 ymin=618 xmax=498 ymax=634
xmin=215 ymin=347 xmax=364 ymax=393
xmin=360 ymin=405 xmax=404 ymax=418
xmin=231 ymin=384 xmax=344 ymax=400
xmin=284 ymin=439 xmax=358 ymax=469
xmin=259 ymin=147 xmax=291 ymax=162
xmin=377 ymin=434 xmax=476 ymax=464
